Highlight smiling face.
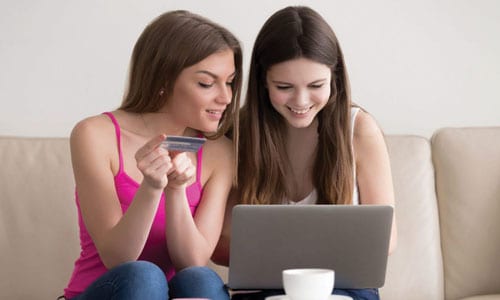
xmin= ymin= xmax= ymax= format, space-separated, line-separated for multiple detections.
xmin=164 ymin=49 xmax=235 ymax=133
xmin=266 ymin=57 xmax=332 ymax=129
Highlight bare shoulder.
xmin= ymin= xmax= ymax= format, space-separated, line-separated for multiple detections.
xmin=202 ymin=135 xmax=234 ymax=165
xmin=70 ymin=113 xmax=117 ymax=164
xmin=71 ymin=114 xmax=114 ymax=145
xmin=353 ymin=109 xmax=383 ymax=139
xmin=352 ymin=110 xmax=387 ymax=158
xmin=72 ymin=114 xmax=110 ymax=136
xmin=199 ymin=135 xmax=234 ymax=183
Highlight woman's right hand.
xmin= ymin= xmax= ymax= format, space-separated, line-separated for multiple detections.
xmin=135 ymin=134 xmax=172 ymax=189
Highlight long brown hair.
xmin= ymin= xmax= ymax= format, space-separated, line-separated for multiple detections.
xmin=239 ymin=6 xmax=354 ymax=205
xmin=120 ymin=10 xmax=242 ymax=144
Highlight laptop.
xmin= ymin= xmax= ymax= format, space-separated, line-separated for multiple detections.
xmin=227 ymin=204 xmax=393 ymax=290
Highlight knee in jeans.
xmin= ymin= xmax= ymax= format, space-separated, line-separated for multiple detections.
xmin=169 ymin=266 xmax=228 ymax=299
xmin=176 ymin=266 xmax=220 ymax=282
xmin=119 ymin=261 xmax=167 ymax=287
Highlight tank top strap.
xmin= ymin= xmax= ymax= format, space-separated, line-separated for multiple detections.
xmin=350 ymin=107 xmax=360 ymax=140
xmin=102 ymin=112 xmax=124 ymax=173
xmin=350 ymin=107 xmax=360 ymax=205
xmin=196 ymin=134 xmax=204 ymax=184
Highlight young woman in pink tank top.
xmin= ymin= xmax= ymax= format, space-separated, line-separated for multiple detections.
xmin=213 ymin=6 xmax=397 ymax=300
xmin=60 ymin=10 xmax=242 ymax=300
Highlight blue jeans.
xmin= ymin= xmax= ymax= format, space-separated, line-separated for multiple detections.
xmin=68 ymin=261 xmax=229 ymax=300
xmin=231 ymin=288 xmax=379 ymax=300
xmin=170 ymin=265 xmax=230 ymax=299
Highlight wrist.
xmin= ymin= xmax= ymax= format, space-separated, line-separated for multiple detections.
xmin=164 ymin=184 xmax=187 ymax=192
xmin=140 ymin=180 xmax=167 ymax=195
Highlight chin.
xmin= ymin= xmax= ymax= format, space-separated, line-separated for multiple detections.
xmin=196 ymin=124 xmax=219 ymax=134
xmin=286 ymin=119 xmax=315 ymax=129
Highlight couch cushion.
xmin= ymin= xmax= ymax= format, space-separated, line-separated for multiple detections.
xmin=0 ymin=137 xmax=79 ymax=299
xmin=460 ymin=295 xmax=500 ymax=300
xmin=432 ymin=127 xmax=500 ymax=300
xmin=380 ymin=135 xmax=444 ymax=300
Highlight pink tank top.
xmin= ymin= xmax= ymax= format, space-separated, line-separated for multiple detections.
xmin=64 ymin=112 xmax=204 ymax=298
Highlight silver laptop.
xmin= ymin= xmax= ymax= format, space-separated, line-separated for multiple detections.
xmin=227 ymin=204 xmax=393 ymax=290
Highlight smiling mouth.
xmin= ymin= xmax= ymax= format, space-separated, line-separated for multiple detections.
xmin=206 ymin=109 xmax=224 ymax=116
xmin=288 ymin=106 xmax=313 ymax=115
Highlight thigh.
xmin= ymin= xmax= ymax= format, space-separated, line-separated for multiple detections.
xmin=333 ymin=288 xmax=380 ymax=300
xmin=71 ymin=261 xmax=168 ymax=300
xmin=169 ymin=266 xmax=229 ymax=300
xmin=230 ymin=288 xmax=379 ymax=300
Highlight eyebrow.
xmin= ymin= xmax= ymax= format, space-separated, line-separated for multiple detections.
xmin=196 ymin=70 xmax=236 ymax=79
xmin=271 ymin=78 xmax=328 ymax=85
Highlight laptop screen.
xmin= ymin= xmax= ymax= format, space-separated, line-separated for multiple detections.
xmin=228 ymin=204 xmax=393 ymax=290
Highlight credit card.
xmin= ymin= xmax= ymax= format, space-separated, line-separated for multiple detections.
xmin=161 ymin=135 xmax=206 ymax=152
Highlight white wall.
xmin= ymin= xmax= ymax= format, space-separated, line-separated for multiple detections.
xmin=1 ymin=0 xmax=499 ymax=138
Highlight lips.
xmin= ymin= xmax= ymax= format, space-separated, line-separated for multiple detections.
xmin=206 ymin=109 xmax=224 ymax=116
xmin=206 ymin=108 xmax=226 ymax=121
xmin=287 ymin=106 xmax=312 ymax=115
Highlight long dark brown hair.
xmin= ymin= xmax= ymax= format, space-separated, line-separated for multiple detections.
xmin=239 ymin=6 xmax=354 ymax=205
xmin=120 ymin=10 xmax=242 ymax=145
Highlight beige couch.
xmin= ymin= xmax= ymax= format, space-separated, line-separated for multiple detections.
xmin=1 ymin=127 xmax=499 ymax=300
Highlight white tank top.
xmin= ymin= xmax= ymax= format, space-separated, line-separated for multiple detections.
xmin=286 ymin=107 xmax=360 ymax=205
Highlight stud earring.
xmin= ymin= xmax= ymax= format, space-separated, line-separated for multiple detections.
xmin=159 ymin=89 xmax=165 ymax=97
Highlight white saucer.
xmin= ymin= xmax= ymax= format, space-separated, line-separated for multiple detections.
xmin=265 ymin=295 xmax=353 ymax=300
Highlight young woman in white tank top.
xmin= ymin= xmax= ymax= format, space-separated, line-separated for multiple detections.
xmin=213 ymin=6 xmax=397 ymax=300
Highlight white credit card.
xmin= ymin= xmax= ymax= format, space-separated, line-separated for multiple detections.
xmin=161 ymin=135 xmax=206 ymax=152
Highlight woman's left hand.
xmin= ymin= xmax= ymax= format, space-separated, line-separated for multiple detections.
xmin=165 ymin=152 xmax=196 ymax=190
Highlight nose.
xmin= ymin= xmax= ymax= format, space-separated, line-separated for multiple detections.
xmin=216 ymin=84 xmax=232 ymax=105
xmin=293 ymin=88 xmax=308 ymax=106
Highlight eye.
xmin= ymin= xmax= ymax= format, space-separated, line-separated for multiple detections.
xmin=309 ymin=83 xmax=324 ymax=89
xmin=198 ymin=82 xmax=214 ymax=88
xmin=276 ymin=85 xmax=292 ymax=90
xmin=226 ymin=81 xmax=233 ymax=87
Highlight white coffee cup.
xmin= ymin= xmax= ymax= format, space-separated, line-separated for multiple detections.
xmin=282 ymin=268 xmax=334 ymax=300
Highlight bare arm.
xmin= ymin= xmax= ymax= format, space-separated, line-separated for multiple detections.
xmin=165 ymin=137 xmax=234 ymax=269
xmin=71 ymin=116 xmax=170 ymax=269
xmin=353 ymin=110 xmax=398 ymax=254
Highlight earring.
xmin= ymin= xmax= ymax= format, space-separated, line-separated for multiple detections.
xmin=159 ymin=89 xmax=165 ymax=97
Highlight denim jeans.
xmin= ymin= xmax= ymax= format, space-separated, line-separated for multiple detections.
xmin=231 ymin=288 xmax=379 ymax=300
xmin=169 ymin=265 xmax=230 ymax=299
xmin=67 ymin=261 xmax=229 ymax=300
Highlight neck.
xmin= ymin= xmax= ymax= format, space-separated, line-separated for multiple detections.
xmin=141 ymin=111 xmax=189 ymax=137
xmin=285 ymin=120 xmax=318 ymax=201
xmin=285 ymin=119 xmax=318 ymax=168
xmin=286 ymin=119 xmax=319 ymax=149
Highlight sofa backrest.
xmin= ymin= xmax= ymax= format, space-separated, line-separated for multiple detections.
xmin=432 ymin=127 xmax=500 ymax=300
xmin=380 ymin=135 xmax=444 ymax=300
xmin=2 ymin=128 xmax=498 ymax=299
xmin=0 ymin=137 xmax=79 ymax=299
xmin=0 ymin=134 xmax=446 ymax=299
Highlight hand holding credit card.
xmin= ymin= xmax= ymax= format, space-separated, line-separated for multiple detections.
xmin=161 ymin=135 xmax=206 ymax=152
